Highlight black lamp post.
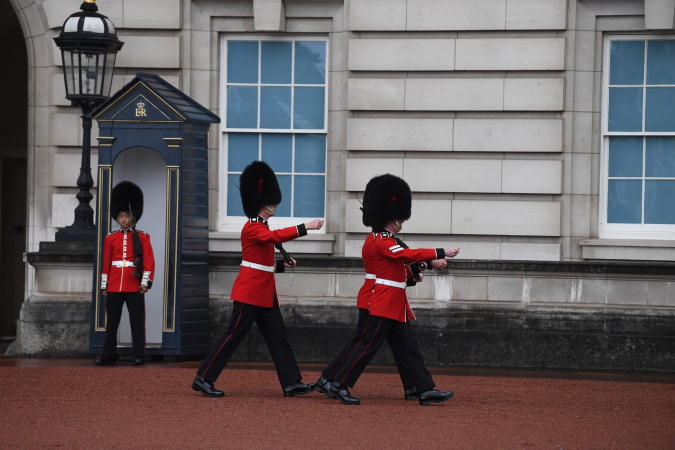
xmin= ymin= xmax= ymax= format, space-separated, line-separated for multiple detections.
xmin=53 ymin=0 xmax=123 ymax=242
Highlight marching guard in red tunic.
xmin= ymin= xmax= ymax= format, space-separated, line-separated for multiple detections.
xmin=315 ymin=175 xmax=447 ymax=402
xmin=95 ymin=181 xmax=155 ymax=366
xmin=192 ymin=161 xmax=324 ymax=398
xmin=328 ymin=174 xmax=460 ymax=405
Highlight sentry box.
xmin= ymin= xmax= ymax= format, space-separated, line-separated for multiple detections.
xmin=89 ymin=73 xmax=220 ymax=360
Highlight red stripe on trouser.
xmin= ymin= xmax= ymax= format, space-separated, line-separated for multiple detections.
xmin=143 ymin=307 xmax=146 ymax=357
xmin=201 ymin=305 xmax=244 ymax=378
xmin=328 ymin=315 xmax=370 ymax=380
xmin=340 ymin=318 xmax=382 ymax=385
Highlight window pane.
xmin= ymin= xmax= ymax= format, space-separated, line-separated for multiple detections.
xmin=609 ymin=41 xmax=645 ymax=85
xmin=293 ymin=87 xmax=325 ymax=129
xmin=260 ymin=86 xmax=291 ymax=129
xmin=261 ymin=134 xmax=292 ymax=173
xmin=647 ymin=40 xmax=675 ymax=85
xmin=228 ymin=133 xmax=259 ymax=172
xmin=608 ymin=88 xmax=643 ymax=131
xmin=227 ymin=174 xmax=246 ymax=216
xmin=261 ymin=41 xmax=292 ymax=84
xmin=646 ymin=137 xmax=675 ymax=177
xmin=226 ymin=86 xmax=258 ymax=128
xmin=295 ymin=134 xmax=326 ymax=173
xmin=275 ymin=175 xmax=292 ymax=217
xmin=607 ymin=179 xmax=642 ymax=224
xmin=645 ymin=88 xmax=675 ymax=132
xmin=294 ymin=176 xmax=325 ymax=217
xmin=608 ymin=136 xmax=643 ymax=177
xmin=645 ymin=180 xmax=675 ymax=224
xmin=294 ymin=41 xmax=326 ymax=85
xmin=227 ymin=41 xmax=258 ymax=84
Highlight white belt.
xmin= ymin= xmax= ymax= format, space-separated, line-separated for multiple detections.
xmin=241 ymin=260 xmax=275 ymax=273
xmin=112 ymin=260 xmax=136 ymax=267
xmin=375 ymin=278 xmax=407 ymax=290
xmin=365 ymin=273 xmax=376 ymax=280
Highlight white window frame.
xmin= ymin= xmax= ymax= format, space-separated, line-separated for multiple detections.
xmin=600 ymin=34 xmax=675 ymax=240
xmin=218 ymin=35 xmax=329 ymax=232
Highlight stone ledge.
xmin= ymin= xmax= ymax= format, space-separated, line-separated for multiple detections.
xmin=581 ymin=239 xmax=675 ymax=262
xmin=26 ymin=241 xmax=675 ymax=275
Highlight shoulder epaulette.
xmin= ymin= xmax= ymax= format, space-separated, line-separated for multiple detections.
xmin=136 ymin=229 xmax=148 ymax=235
xmin=107 ymin=230 xmax=120 ymax=236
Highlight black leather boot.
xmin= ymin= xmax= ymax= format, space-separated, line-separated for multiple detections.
xmin=133 ymin=357 xmax=145 ymax=366
xmin=192 ymin=376 xmax=224 ymax=397
xmin=94 ymin=356 xmax=116 ymax=366
xmin=329 ymin=383 xmax=360 ymax=405
xmin=404 ymin=387 xmax=419 ymax=401
xmin=419 ymin=389 xmax=454 ymax=406
xmin=283 ymin=381 xmax=316 ymax=397
xmin=314 ymin=376 xmax=334 ymax=399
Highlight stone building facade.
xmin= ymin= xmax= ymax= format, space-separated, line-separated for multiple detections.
xmin=4 ymin=0 xmax=675 ymax=369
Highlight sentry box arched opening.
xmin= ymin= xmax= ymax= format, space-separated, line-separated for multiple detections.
xmin=89 ymin=73 xmax=220 ymax=360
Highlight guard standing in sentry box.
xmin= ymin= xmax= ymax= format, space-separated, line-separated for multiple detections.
xmin=328 ymin=175 xmax=460 ymax=406
xmin=315 ymin=175 xmax=448 ymax=402
xmin=192 ymin=161 xmax=324 ymax=398
xmin=95 ymin=181 xmax=155 ymax=366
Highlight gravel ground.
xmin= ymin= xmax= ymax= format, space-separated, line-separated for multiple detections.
xmin=1 ymin=365 xmax=674 ymax=449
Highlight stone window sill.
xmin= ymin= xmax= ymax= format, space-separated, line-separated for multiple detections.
xmin=580 ymin=239 xmax=675 ymax=262
xmin=208 ymin=232 xmax=335 ymax=254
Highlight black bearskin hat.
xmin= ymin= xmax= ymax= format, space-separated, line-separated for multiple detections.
xmin=361 ymin=174 xmax=387 ymax=227
xmin=110 ymin=181 xmax=144 ymax=223
xmin=366 ymin=174 xmax=412 ymax=232
xmin=240 ymin=161 xmax=282 ymax=218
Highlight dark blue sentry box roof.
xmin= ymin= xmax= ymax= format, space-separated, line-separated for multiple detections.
xmin=91 ymin=72 xmax=220 ymax=125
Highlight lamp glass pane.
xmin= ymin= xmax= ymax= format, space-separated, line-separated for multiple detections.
xmin=83 ymin=17 xmax=105 ymax=33
xmin=80 ymin=51 xmax=99 ymax=96
xmin=102 ymin=53 xmax=116 ymax=97
xmin=63 ymin=50 xmax=77 ymax=97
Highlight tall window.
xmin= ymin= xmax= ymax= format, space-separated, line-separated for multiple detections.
xmin=219 ymin=36 xmax=328 ymax=231
xmin=601 ymin=36 xmax=675 ymax=239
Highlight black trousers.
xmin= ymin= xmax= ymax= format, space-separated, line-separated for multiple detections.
xmin=197 ymin=300 xmax=302 ymax=387
xmin=332 ymin=315 xmax=435 ymax=393
xmin=103 ymin=291 xmax=145 ymax=358
xmin=322 ymin=309 xmax=415 ymax=390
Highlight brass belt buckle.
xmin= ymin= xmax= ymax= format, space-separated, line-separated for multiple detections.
xmin=121 ymin=260 xmax=129 ymax=267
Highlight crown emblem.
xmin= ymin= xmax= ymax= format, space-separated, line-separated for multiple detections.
xmin=137 ymin=100 xmax=145 ymax=109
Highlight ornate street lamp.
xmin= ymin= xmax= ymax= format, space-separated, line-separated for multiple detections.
xmin=53 ymin=0 xmax=123 ymax=241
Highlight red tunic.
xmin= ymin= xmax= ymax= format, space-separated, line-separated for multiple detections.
xmin=230 ymin=216 xmax=307 ymax=308
xmin=370 ymin=231 xmax=444 ymax=323
xmin=356 ymin=232 xmax=377 ymax=310
xmin=101 ymin=229 xmax=155 ymax=293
